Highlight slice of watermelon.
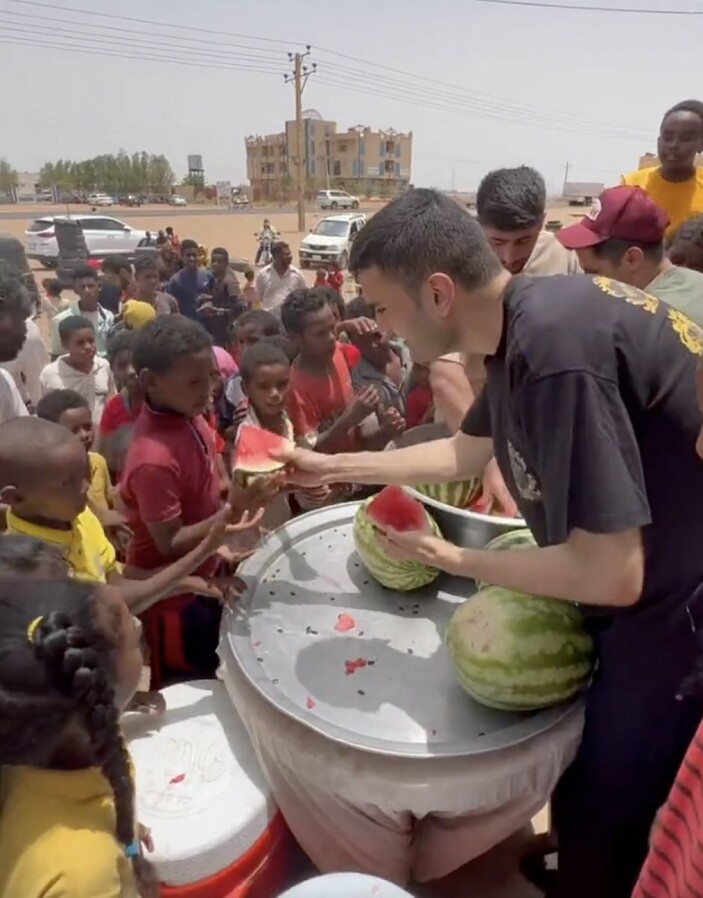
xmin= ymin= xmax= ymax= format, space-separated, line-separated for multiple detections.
xmin=234 ymin=423 xmax=293 ymax=485
xmin=366 ymin=486 xmax=429 ymax=533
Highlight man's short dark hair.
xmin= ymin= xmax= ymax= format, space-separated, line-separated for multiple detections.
xmin=72 ymin=264 xmax=98 ymax=283
xmin=101 ymin=255 xmax=131 ymax=276
xmin=239 ymin=340 xmax=290 ymax=382
xmin=36 ymin=388 xmax=90 ymax=423
xmin=281 ymin=288 xmax=327 ymax=335
xmin=233 ymin=309 xmax=280 ymax=336
xmin=591 ymin=238 xmax=664 ymax=265
xmin=43 ymin=277 xmax=63 ymax=298
xmin=106 ymin=328 xmax=135 ymax=365
xmin=345 ymin=295 xmax=375 ymax=320
xmin=211 ymin=247 xmax=229 ymax=262
xmin=476 ymin=166 xmax=546 ymax=231
xmin=349 ymin=188 xmax=503 ymax=296
xmin=132 ymin=315 xmax=212 ymax=374
xmin=668 ymin=213 xmax=703 ymax=250
xmin=0 ymin=261 xmax=33 ymax=318
xmin=58 ymin=315 xmax=95 ymax=342
xmin=180 ymin=239 xmax=198 ymax=256
xmin=272 ymin=241 xmax=290 ymax=258
xmin=662 ymin=100 xmax=703 ymax=131
xmin=134 ymin=255 xmax=158 ymax=276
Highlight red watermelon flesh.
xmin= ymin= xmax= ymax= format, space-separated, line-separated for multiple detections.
xmin=366 ymin=486 xmax=430 ymax=533
xmin=234 ymin=423 xmax=293 ymax=480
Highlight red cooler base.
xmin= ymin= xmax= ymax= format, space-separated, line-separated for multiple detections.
xmin=160 ymin=812 xmax=294 ymax=898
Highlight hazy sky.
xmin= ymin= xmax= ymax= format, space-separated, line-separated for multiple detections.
xmin=2 ymin=0 xmax=700 ymax=191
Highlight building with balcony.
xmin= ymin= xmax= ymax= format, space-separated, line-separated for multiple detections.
xmin=245 ymin=113 xmax=412 ymax=201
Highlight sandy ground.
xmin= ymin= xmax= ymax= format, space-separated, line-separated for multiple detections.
xmin=7 ymin=200 xmax=560 ymax=897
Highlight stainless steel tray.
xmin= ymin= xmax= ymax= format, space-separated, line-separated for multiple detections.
xmin=224 ymin=502 xmax=578 ymax=759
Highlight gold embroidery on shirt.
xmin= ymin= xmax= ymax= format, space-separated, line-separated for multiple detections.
xmin=667 ymin=308 xmax=703 ymax=356
xmin=592 ymin=276 xmax=659 ymax=314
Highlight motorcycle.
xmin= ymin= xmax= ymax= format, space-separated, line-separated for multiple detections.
xmin=255 ymin=231 xmax=275 ymax=267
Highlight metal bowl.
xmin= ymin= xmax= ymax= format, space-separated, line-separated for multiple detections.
xmin=386 ymin=423 xmax=526 ymax=549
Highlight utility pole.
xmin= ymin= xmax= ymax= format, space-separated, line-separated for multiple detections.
xmin=285 ymin=47 xmax=316 ymax=232
xmin=562 ymin=161 xmax=570 ymax=196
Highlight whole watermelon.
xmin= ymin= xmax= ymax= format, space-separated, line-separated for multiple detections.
xmin=353 ymin=486 xmax=443 ymax=591
xmin=445 ymin=586 xmax=594 ymax=711
xmin=476 ymin=528 xmax=537 ymax=590
xmin=414 ymin=479 xmax=481 ymax=509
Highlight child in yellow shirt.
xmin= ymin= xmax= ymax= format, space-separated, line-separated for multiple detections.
xmin=0 ymin=572 xmax=156 ymax=897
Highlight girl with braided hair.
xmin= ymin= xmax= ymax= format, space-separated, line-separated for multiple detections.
xmin=0 ymin=577 xmax=157 ymax=897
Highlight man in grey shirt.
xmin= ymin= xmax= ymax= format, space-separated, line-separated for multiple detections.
xmin=558 ymin=185 xmax=703 ymax=328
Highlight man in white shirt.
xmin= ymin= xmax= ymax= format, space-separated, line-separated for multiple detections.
xmin=40 ymin=315 xmax=115 ymax=425
xmin=255 ymin=242 xmax=306 ymax=313
xmin=0 ymin=262 xmax=32 ymax=424
xmin=50 ymin=264 xmax=115 ymax=358
xmin=1 ymin=316 xmax=48 ymax=411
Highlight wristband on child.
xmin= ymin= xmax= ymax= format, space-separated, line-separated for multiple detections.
xmin=123 ymin=841 xmax=140 ymax=858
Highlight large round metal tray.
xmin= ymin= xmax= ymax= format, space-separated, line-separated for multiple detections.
xmin=387 ymin=423 xmax=525 ymax=548
xmin=224 ymin=502 xmax=578 ymax=759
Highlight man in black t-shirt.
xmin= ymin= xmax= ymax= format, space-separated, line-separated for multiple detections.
xmin=280 ymin=190 xmax=703 ymax=898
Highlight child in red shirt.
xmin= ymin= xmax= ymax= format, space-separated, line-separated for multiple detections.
xmin=328 ymin=261 xmax=344 ymax=293
xmin=119 ymin=316 xmax=277 ymax=686
xmin=281 ymin=288 xmax=377 ymax=453
xmin=314 ymin=269 xmax=329 ymax=288
xmin=96 ymin=329 xmax=143 ymax=477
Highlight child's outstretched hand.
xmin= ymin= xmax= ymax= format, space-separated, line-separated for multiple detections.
xmin=379 ymin=407 xmax=406 ymax=438
xmin=349 ymin=385 xmax=379 ymax=425
xmin=228 ymin=472 xmax=287 ymax=513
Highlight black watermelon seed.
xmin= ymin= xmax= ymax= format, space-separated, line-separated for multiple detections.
xmin=330 ymin=597 xmax=335 ymax=601
xmin=407 ymin=648 xmax=414 ymax=655
xmin=368 ymin=660 xmax=376 ymax=666
xmin=256 ymin=657 xmax=263 ymax=662
xmin=478 ymin=731 xmax=485 ymax=737
xmin=276 ymin=627 xmax=283 ymax=634
xmin=358 ymin=631 xmax=365 ymax=636
xmin=398 ymin=606 xmax=405 ymax=611
xmin=357 ymin=690 xmax=366 ymax=696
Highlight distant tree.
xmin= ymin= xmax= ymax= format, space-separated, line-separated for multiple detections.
xmin=38 ymin=152 xmax=175 ymax=195
xmin=182 ymin=172 xmax=205 ymax=189
xmin=0 ymin=159 xmax=19 ymax=193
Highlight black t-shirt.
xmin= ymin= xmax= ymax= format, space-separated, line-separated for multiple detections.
xmin=462 ymin=274 xmax=703 ymax=621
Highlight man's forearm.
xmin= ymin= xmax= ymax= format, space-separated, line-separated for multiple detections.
xmin=321 ymin=432 xmax=493 ymax=486
xmin=445 ymin=530 xmax=643 ymax=607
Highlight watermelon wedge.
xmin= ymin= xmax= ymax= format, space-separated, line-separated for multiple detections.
xmin=234 ymin=423 xmax=293 ymax=486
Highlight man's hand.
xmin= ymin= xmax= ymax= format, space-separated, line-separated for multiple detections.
xmin=375 ymin=525 xmax=461 ymax=573
xmin=480 ymin=458 xmax=519 ymax=518
xmin=270 ymin=444 xmax=336 ymax=487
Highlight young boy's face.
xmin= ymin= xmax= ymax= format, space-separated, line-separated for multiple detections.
xmin=243 ymin=362 xmax=290 ymax=421
xmin=58 ymin=406 xmax=94 ymax=451
xmin=143 ymin=348 xmax=214 ymax=418
xmin=63 ymin=327 xmax=96 ymax=368
xmin=8 ymin=439 xmax=90 ymax=523
xmin=73 ymin=275 xmax=99 ymax=304
xmin=232 ymin=323 xmax=277 ymax=361
xmin=351 ymin=329 xmax=392 ymax=370
xmin=295 ymin=305 xmax=337 ymax=363
xmin=136 ymin=267 xmax=160 ymax=298
xmin=112 ymin=348 xmax=138 ymax=392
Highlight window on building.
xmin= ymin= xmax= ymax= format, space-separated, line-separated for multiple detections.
xmin=339 ymin=143 xmax=347 ymax=153
xmin=333 ymin=161 xmax=341 ymax=177
xmin=395 ymin=144 xmax=401 ymax=158
xmin=386 ymin=141 xmax=395 ymax=154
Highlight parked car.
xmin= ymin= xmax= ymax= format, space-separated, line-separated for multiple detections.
xmin=169 ymin=195 xmax=188 ymax=206
xmin=87 ymin=193 xmax=113 ymax=207
xmin=299 ymin=213 xmax=366 ymax=269
xmin=118 ymin=194 xmax=143 ymax=207
xmin=316 ymin=189 xmax=360 ymax=211
xmin=25 ymin=214 xmax=147 ymax=268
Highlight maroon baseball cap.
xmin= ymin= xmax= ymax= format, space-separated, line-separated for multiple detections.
xmin=557 ymin=186 xmax=670 ymax=250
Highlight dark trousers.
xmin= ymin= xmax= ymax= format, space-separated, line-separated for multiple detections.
xmin=551 ymin=609 xmax=703 ymax=898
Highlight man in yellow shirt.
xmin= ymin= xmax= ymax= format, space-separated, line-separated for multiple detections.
xmin=622 ymin=100 xmax=703 ymax=235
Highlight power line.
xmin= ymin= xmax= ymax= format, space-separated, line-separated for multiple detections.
xmin=3 ymin=0 xmax=654 ymax=139
xmin=468 ymin=0 xmax=703 ymax=12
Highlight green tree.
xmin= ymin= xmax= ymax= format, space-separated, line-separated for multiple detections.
xmin=38 ymin=152 xmax=176 ymax=195
xmin=0 ymin=159 xmax=19 ymax=193
xmin=182 ymin=172 xmax=205 ymax=189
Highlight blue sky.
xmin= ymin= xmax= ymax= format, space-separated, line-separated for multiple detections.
xmin=1 ymin=0 xmax=700 ymax=191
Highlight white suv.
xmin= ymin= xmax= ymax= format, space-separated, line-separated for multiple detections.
xmin=87 ymin=193 xmax=113 ymax=207
xmin=316 ymin=189 xmax=360 ymax=211
xmin=25 ymin=215 xmax=148 ymax=268
xmin=299 ymin=213 xmax=366 ymax=269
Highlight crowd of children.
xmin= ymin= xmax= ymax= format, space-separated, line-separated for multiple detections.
xmin=0 ymin=232 xmax=440 ymax=896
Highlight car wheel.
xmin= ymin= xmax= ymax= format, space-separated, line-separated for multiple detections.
xmin=331 ymin=201 xmax=338 ymax=209
xmin=39 ymin=257 xmax=57 ymax=269
xmin=338 ymin=251 xmax=349 ymax=270
xmin=351 ymin=200 xmax=359 ymax=209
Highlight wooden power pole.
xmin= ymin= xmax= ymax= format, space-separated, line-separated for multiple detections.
xmin=285 ymin=48 xmax=316 ymax=232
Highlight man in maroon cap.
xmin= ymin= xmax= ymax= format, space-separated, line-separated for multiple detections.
xmin=559 ymin=185 xmax=703 ymax=327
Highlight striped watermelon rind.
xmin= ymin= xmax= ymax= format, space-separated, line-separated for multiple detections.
xmin=353 ymin=498 xmax=443 ymax=591
xmin=414 ymin=479 xmax=482 ymax=509
xmin=445 ymin=586 xmax=594 ymax=711
xmin=476 ymin=528 xmax=537 ymax=590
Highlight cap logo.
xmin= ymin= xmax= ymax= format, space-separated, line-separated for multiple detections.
xmin=587 ymin=198 xmax=602 ymax=221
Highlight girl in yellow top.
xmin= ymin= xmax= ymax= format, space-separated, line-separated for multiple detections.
xmin=622 ymin=100 xmax=703 ymax=235
xmin=0 ymin=571 xmax=157 ymax=897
